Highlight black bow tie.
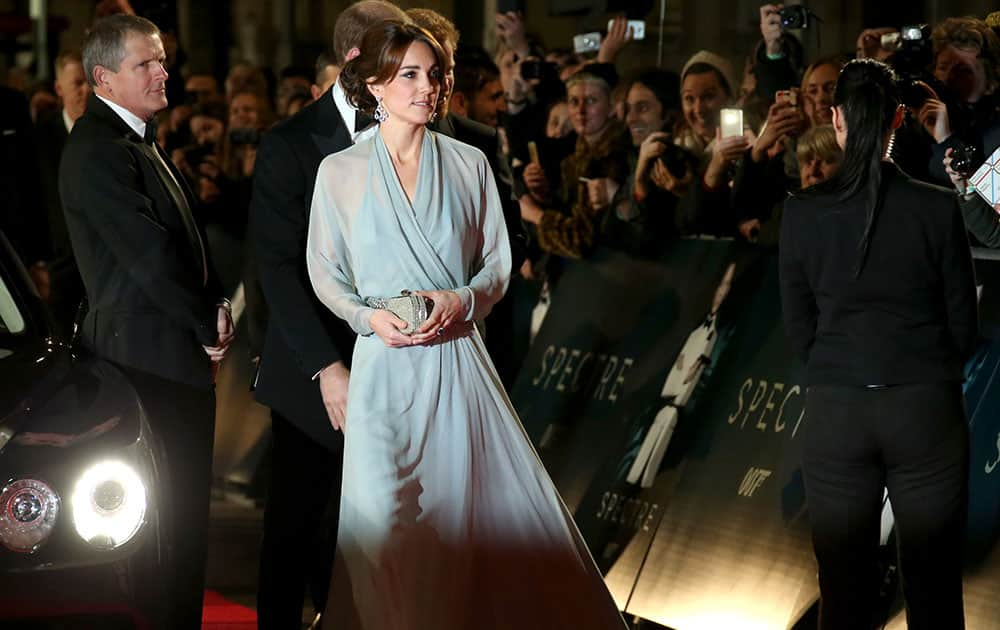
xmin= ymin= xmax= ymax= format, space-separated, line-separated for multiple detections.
xmin=143 ymin=120 xmax=158 ymax=146
xmin=354 ymin=110 xmax=375 ymax=133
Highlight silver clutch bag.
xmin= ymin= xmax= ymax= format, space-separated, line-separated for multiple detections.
xmin=364 ymin=290 xmax=434 ymax=334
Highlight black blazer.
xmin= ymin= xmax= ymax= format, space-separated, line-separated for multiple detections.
xmin=249 ymin=87 xmax=356 ymax=452
xmin=433 ymin=112 xmax=526 ymax=269
xmin=59 ymin=94 xmax=220 ymax=389
xmin=779 ymin=162 xmax=978 ymax=386
xmin=35 ymin=111 xmax=71 ymax=265
xmin=0 ymin=87 xmax=47 ymax=266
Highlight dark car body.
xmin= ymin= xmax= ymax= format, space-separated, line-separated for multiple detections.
xmin=0 ymin=233 xmax=169 ymax=629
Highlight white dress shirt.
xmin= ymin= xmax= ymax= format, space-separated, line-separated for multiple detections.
xmin=96 ymin=94 xmax=148 ymax=139
xmin=332 ymin=80 xmax=378 ymax=144
xmin=62 ymin=109 xmax=75 ymax=134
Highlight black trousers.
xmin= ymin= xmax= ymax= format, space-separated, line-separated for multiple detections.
xmin=803 ymin=382 xmax=969 ymax=630
xmin=256 ymin=411 xmax=343 ymax=629
xmin=120 ymin=366 xmax=215 ymax=630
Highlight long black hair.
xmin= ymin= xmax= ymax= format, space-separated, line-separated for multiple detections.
xmin=804 ymin=59 xmax=901 ymax=277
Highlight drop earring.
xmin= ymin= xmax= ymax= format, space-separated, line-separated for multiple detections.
xmin=374 ymin=96 xmax=388 ymax=123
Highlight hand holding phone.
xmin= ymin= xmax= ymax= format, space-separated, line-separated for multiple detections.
xmin=775 ymin=88 xmax=798 ymax=107
xmin=607 ymin=18 xmax=645 ymax=40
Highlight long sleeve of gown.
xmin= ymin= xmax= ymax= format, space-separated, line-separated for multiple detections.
xmin=457 ymin=156 xmax=512 ymax=322
xmin=306 ymin=159 xmax=376 ymax=337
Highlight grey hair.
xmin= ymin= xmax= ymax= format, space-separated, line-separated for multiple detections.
xmin=82 ymin=14 xmax=160 ymax=87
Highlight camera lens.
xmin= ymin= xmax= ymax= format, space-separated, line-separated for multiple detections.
xmin=950 ymin=144 xmax=980 ymax=178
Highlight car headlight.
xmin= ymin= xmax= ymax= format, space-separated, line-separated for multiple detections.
xmin=0 ymin=478 xmax=60 ymax=553
xmin=71 ymin=461 xmax=146 ymax=549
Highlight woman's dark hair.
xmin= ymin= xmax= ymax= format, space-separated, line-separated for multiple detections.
xmin=339 ymin=20 xmax=448 ymax=118
xmin=805 ymin=58 xmax=900 ymax=277
xmin=629 ymin=69 xmax=682 ymax=119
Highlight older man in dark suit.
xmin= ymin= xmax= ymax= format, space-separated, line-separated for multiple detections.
xmin=248 ymin=2 xmax=408 ymax=627
xmin=36 ymin=51 xmax=90 ymax=335
xmin=59 ymin=14 xmax=232 ymax=629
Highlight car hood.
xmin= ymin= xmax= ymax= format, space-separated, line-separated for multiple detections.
xmin=0 ymin=344 xmax=144 ymax=469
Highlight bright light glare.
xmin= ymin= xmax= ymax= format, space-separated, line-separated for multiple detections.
xmin=71 ymin=460 xmax=146 ymax=549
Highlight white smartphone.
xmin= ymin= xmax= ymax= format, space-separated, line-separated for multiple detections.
xmin=573 ymin=32 xmax=602 ymax=54
xmin=720 ymin=108 xmax=744 ymax=138
xmin=608 ymin=19 xmax=645 ymax=41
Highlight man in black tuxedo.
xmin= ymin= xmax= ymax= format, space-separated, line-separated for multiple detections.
xmin=0 ymin=86 xmax=48 ymax=288
xmin=36 ymin=51 xmax=89 ymax=335
xmin=248 ymin=2 xmax=408 ymax=627
xmin=59 ymin=15 xmax=233 ymax=629
xmin=409 ymin=8 xmax=527 ymax=387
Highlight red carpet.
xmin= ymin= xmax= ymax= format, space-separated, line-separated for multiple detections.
xmin=202 ymin=590 xmax=257 ymax=629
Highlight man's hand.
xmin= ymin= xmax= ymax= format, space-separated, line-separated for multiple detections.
xmin=203 ymin=305 xmax=235 ymax=362
xmin=759 ymin=4 xmax=784 ymax=56
xmin=319 ymin=361 xmax=350 ymax=431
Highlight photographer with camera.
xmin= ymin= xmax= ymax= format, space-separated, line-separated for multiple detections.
xmin=604 ymin=69 xmax=691 ymax=256
xmin=943 ymin=147 xmax=1000 ymax=248
xmin=188 ymin=89 xmax=270 ymax=292
xmin=917 ymin=17 xmax=1000 ymax=183
xmin=752 ymin=4 xmax=806 ymax=103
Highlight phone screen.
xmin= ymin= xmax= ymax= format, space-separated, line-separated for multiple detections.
xmin=720 ymin=109 xmax=744 ymax=138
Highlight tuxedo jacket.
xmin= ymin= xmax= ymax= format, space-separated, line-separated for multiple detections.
xmin=249 ymin=87 xmax=357 ymax=453
xmin=59 ymin=94 xmax=221 ymax=389
xmin=35 ymin=112 xmax=72 ymax=267
xmin=0 ymin=87 xmax=47 ymax=266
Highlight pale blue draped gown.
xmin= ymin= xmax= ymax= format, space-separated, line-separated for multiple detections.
xmin=306 ymin=130 xmax=626 ymax=630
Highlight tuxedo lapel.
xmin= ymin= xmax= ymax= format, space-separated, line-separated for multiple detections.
xmin=309 ymin=89 xmax=352 ymax=157
xmin=148 ymin=142 xmax=208 ymax=286
xmin=88 ymin=96 xmax=208 ymax=286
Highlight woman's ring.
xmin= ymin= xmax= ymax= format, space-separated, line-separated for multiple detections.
xmin=437 ymin=327 xmax=445 ymax=337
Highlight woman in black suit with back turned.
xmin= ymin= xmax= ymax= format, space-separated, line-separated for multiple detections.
xmin=779 ymin=59 xmax=978 ymax=629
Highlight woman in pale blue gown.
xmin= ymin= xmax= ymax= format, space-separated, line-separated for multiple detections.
xmin=306 ymin=21 xmax=626 ymax=630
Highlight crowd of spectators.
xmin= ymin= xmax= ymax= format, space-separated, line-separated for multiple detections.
xmin=4 ymin=3 xmax=1000 ymax=373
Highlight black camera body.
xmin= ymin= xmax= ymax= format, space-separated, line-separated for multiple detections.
xmin=950 ymin=143 xmax=982 ymax=178
xmin=183 ymin=143 xmax=216 ymax=167
xmin=780 ymin=5 xmax=811 ymax=29
xmin=520 ymin=59 xmax=554 ymax=81
xmin=229 ymin=127 xmax=261 ymax=146
xmin=889 ymin=25 xmax=947 ymax=111
xmin=654 ymin=137 xmax=696 ymax=179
